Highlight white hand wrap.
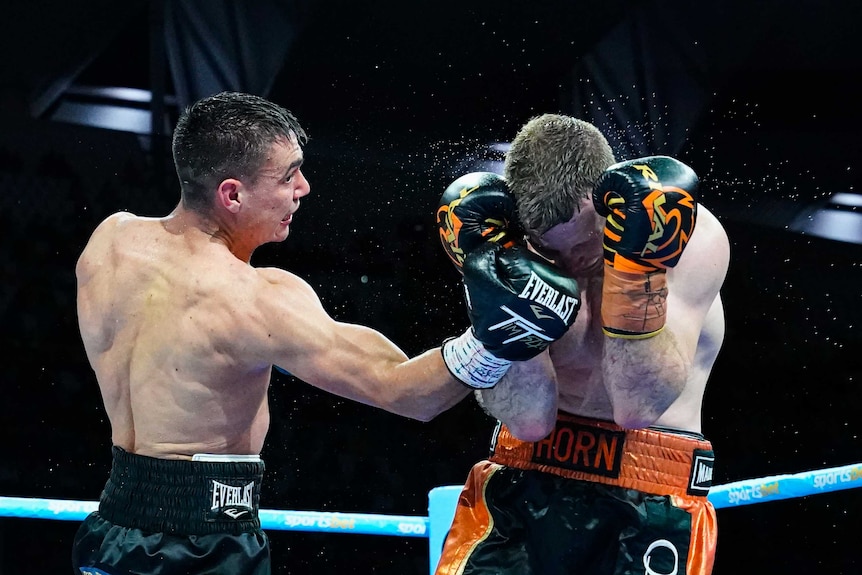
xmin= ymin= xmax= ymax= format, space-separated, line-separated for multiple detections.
xmin=442 ymin=328 xmax=512 ymax=389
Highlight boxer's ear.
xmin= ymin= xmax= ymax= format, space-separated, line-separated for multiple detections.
xmin=216 ymin=179 xmax=242 ymax=213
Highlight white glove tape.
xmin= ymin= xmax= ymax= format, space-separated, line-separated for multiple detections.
xmin=442 ymin=328 xmax=511 ymax=389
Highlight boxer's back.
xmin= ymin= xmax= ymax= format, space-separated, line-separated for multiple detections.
xmin=76 ymin=211 xmax=271 ymax=459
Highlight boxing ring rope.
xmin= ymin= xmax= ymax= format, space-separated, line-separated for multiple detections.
xmin=2 ymin=461 xmax=860 ymax=573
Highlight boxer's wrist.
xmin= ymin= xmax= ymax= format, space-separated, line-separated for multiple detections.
xmin=600 ymin=266 xmax=668 ymax=339
xmin=441 ymin=328 xmax=511 ymax=389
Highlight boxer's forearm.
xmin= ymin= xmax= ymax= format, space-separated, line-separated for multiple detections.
xmin=474 ymin=352 xmax=558 ymax=441
xmin=601 ymin=330 xmax=688 ymax=429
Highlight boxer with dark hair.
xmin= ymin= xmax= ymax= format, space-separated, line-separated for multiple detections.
xmin=435 ymin=114 xmax=729 ymax=575
xmin=71 ymin=93 xmax=577 ymax=575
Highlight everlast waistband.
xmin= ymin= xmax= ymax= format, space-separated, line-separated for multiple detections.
xmin=98 ymin=446 xmax=265 ymax=536
xmin=489 ymin=413 xmax=715 ymax=498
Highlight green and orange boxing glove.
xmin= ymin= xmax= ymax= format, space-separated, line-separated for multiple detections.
xmin=436 ymin=171 xmax=521 ymax=271
xmin=592 ymin=155 xmax=698 ymax=339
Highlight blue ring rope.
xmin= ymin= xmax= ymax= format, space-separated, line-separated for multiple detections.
xmin=1 ymin=462 xmax=859 ymax=538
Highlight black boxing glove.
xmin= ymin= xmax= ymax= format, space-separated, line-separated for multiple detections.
xmin=592 ymin=155 xmax=698 ymax=338
xmin=465 ymin=243 xmax=581 ymax=359
xmin=437 ymin=172 xmax=521 ymax=272
xmin=442 ymin=243 xmax=581 ymax=388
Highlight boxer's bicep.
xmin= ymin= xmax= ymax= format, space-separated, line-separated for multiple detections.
xmin=256 ymin=267 xmax=469 ymax=418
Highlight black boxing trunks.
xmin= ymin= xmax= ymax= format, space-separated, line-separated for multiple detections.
xmin=435 ymin=413 xmax=717 ymax=575
xmin=72 ymin=446 xmax=270 ymax=575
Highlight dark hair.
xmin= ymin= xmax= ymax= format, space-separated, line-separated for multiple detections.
xmin=171 ymin=91 xmax=308 ymax=211
xmin=504 ymin=113 xmax=615 ymax=238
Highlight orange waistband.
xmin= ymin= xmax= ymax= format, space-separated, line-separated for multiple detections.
xmin=489 ymin=413 xmax=714 ymax=499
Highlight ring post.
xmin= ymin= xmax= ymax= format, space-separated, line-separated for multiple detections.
xmin=427 ymin=485 xmax=462 ymax=575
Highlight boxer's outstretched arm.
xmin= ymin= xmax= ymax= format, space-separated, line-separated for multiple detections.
xmin=257 ymin=267 xmax=470 ymax=421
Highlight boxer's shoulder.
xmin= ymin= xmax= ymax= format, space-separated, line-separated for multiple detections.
xmin=669 ymin=205 xmax=729 ymax=295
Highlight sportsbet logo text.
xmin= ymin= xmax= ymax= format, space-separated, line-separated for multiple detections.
xmin=812 ymin=465 xmax=862 ymax=489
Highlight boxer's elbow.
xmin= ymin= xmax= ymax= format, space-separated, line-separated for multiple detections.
xmin=401 ymin=404 xmax=440 ymax=423
xmin=501 ymin=401 xmax=557 ymax=441
xmin=506 ymin=418 xmax=555 ymax=442
xmin=610 ymin=382 xmax=684 ymax=430
xmin=475 ymin=379 xmax=558 ymax=441
xmin=612 ymin=410 xmax=658 ymax=430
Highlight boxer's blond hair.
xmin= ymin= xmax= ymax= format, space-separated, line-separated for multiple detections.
xmin=504 ymin=114 xmax=615 ymax=239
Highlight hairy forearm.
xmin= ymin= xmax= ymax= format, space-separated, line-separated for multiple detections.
xmin=602 ymin=330 xmax=689 ymax=429
xmin=474 ymin=353 xmax=558 ymax=441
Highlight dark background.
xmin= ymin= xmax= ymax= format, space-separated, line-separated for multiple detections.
xmin=1 ymin=1 xmax=860 ymax=573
